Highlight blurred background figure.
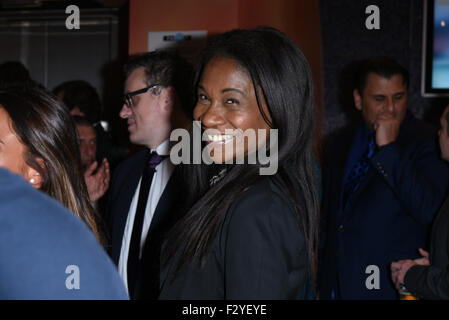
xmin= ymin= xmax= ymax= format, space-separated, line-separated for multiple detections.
xmin=73 ymin=115 xmax=110 ymax=215
xmin=391 ymin=103 xmax=449 ymax=300
xmin=53 ymin=80 xmax=102 ymax=124
xmin=74 ymin=115 xmax=98 ymax=172
xmin=53 ymin=80 xmax=127 ymax=170
xmin=0 ymin=61 xmax=33 ymax=89
xmin=318 ymin=57 xmax=449 ymax=300
xmin=0 ymin=84 xmax=104 ymax=245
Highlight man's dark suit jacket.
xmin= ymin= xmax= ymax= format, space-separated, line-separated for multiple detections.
xmin=318 ymin=113 xmax=449 ymax=300
xmin=0 ymin=168 xmax=128 ymax=299
xmin=159 ymin=176 xmax=313 ymax=300
xmin=106 ymin=149 xmax=184 ymax=299
xmin=404 ymin=194 xmax=449 ymax=299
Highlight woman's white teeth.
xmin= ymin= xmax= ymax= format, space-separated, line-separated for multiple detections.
xmin=208 ymin=134 xmax=234 ymax=142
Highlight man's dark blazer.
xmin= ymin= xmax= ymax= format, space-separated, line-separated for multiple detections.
xmin=106 ymin=149 xmax=184 ymax=299
xmin=404 ymin=194 xmax=449 ymax=299
xmin=0 ymin=168 xmax=128 ymax=299
xmin=318 ymin=113 xmax=449 ymax=300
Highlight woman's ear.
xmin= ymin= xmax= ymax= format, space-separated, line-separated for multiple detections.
xmin=24 ymin=158 xmax=46 ymax=189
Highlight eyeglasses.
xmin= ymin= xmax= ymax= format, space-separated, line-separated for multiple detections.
xmin=123 ymin=84 xmax=161 ymax=108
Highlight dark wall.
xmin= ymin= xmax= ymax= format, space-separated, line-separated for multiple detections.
xmin=319 ymin=0 xmax=448 ymax=136
xmin=0 ymin=5 xmax=129 ymax=147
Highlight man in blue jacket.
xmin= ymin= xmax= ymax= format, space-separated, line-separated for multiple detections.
xmin=318 ymin=57 xmax=449 ymax=299
xmin=0 ymin=168 xmax=128 ymax=299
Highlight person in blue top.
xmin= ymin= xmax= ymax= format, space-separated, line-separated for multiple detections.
xmin=0 ymin=168 xmax=128 ymax=299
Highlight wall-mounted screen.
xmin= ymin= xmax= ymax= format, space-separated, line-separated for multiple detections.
xmin=422 ymin=0 xmax=449 ymax=96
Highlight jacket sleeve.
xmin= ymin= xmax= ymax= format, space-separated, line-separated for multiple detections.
xmin=104 ymin=163 xmax=124 ymax=244
xmin=369 ymin=139 xmax=449 ymax=225
xmin=404 ymin=264 xmax=449 ymax=299
xmin=221 ymin=187 xmax=310 ymax=299
xmin=0 ymin=169 xmax=129 ymax=300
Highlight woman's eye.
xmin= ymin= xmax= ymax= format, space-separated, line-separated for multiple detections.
xmin=198 ymin=93 xmax=208 ymax=100
xmin=225 ymin=98 xmax=239 ymax=104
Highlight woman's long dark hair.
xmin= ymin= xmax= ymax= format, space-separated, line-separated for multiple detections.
xmin=0 ymin=84 xmax=102 ymax=244
xmin=164 ymin=27 xmax=319 ymax=287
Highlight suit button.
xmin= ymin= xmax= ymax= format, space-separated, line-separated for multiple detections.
xmin=339 ymin=225 xmax=344 ymax=231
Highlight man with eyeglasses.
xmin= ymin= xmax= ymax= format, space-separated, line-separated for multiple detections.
xmin=106 ymin=51 xmax=193 ymax=299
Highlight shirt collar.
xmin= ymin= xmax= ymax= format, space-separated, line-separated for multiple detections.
xmin=150 ymin=139 xmax=170 ymax=156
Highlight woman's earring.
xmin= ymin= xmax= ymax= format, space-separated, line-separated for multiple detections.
xmin=30 ymin=178 xmax=36 ymax=184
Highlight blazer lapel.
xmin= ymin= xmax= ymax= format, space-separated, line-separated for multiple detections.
xmin=142 ymin=171 xmax=185 ymax=256
xmin=110 ymin=154 xmax=147 ymax=264
xmin=341 ymin=115 xmax=415 ymax=219
xmin=139 ymin=171 xmax=184 ymax=298
xmin=333 ymin=126 xmax=358 ymax=220
xmin=341 ymin=167 xmax=375 ymax=219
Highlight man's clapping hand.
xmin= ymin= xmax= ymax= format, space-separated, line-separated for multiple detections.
xmin=84 ymin=158 xmax=110 ymax=202
xmin=390 ymin=248 xmax=430 ymax=290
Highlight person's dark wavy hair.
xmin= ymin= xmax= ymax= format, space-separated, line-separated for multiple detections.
xmin=163 ymin=27 xmax=319 ymax=289
xmin=52 ymin=80 xmax=102 ymax=124
xmin=0 ymin=85 xmax=102 ymax=244
xmin=0 ymin=61 xmax=32 ymax=89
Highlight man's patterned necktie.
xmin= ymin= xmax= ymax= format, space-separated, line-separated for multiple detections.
xmin=342 ymin=134 xmax=376 ymax=208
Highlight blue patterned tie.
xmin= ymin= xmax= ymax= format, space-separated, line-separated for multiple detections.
xmin=343 ymin=134 xmax=376 ymax=208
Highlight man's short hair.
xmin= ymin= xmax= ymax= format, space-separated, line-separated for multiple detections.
xmin=124 ymin=50 xmax=194 ymax=116
xmin=73 ymin=115 xmax=94 ymax=129
xmin=355 ymin=57 xmax=409 ymax=94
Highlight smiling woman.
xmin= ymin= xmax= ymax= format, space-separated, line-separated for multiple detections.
xmin=195 ymin=56 xmax=272 ymax=164
xmin=0 ymin=85 xmax=103 ymax=245
xmin=160 ymin=27 xmax=319 ymax=300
